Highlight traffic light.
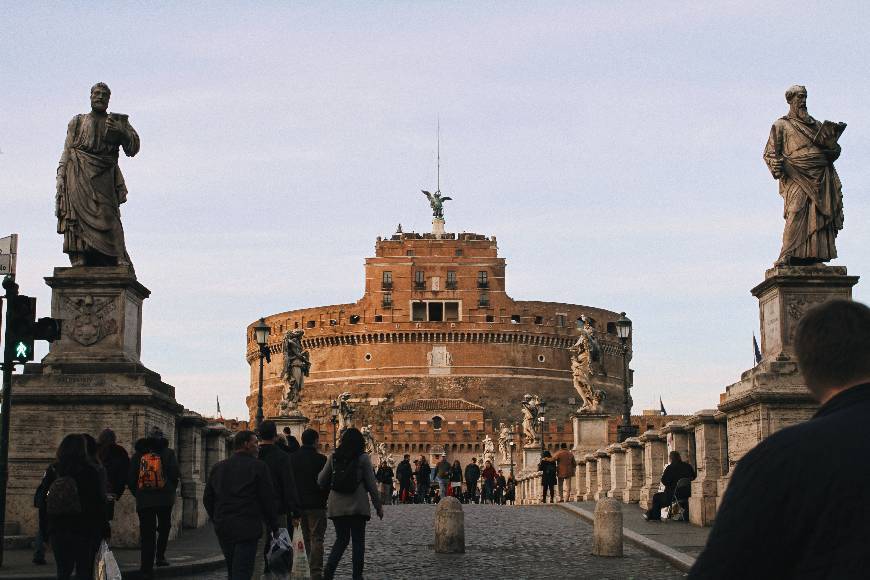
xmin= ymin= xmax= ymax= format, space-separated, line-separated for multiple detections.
xmin=4 ymin=295 xmax=62 ymax=364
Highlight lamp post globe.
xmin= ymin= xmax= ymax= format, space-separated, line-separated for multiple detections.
xmin=254 ymin=318 xmax=270 ymax=430
xmin=615 ymin=313 xmax=637 ymax=442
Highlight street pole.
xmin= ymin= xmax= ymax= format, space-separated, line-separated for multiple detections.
xmin=256 ymin=348 xmax=264 ymax=430
xmin=0 ymin=275 xmax=19 ymax=567
xmin=616 ymin=339 xmax=637 ymax=442
xmin=331 ymin=416 xmax=337 ymax=450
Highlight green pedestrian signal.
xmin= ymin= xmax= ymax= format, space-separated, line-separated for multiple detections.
xmin=14 ymin=341 xmax=29 ymax=361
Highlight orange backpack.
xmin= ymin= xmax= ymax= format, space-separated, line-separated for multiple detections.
xmin=137 ymin=452 xmax=166 ymax=490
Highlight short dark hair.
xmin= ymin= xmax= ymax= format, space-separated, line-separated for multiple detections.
xmin=301 ymin=428 xmax=318 ymax=446
xmin=403 ymin=454 xmax=410 ymax=460
xmin=233 ymin=430 xmax=256 ymax=450
xmin=669 ymin=451 xmax=682 ymax=463
xmin=259 ymin=420 xmax=277 ymax=441
xmin=795 ymin=300 xmax=870 ymax=394
xmin=283 ymin=426 xmax=292 ymax=435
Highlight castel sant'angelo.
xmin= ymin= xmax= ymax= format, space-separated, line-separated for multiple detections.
xmin=245 ymin=193 xmax=656 ymax=462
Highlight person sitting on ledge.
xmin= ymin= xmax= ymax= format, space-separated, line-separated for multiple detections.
xmin=643 ymin=451 xmax=696 ymax=521
xmin=689 ymin=300 xmax=870 ymax=579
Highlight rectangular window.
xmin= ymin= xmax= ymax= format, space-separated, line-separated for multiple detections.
xmin=477 ymin=271 xmax=489 ymax=288
xmin=349 ymin=315 xmax=360 ymax=324
xmin=556 ymin=314 xmax=567 ymax=327
xmin=446 ymin=271 xmax=457 ymax=289
xmin=382 ymin=271 xmax=392 ymax=289
xmin=382 ymin=292 xmax=393 ymax=307
xmin=374 ymin=314 xmax=383 ymax=322
xmin=455 ymin=249 xmax=463 ymax=257
xmin=306 ymin=320 xmax=316 ymax=328
xmin=511 ymin=314 xmax=521 ymax=324
xmin=428 ymin=302 xmax=444 ymax=322
xmin=412 ymin=302 xmax=426 ymax=321
xmin=445 ymin=302 xmax=459 ymax=321
xmin=485 ymin=314 xmax=494 ymax=323
xmin=534 ymin=316 xmax=543 ymax=325
xmin=406 ymin=249 xmax=415 ymax=256
xmin=478 ymin=293 xmax=489 ymax=307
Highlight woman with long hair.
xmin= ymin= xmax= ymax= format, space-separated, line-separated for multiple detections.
xmin=318 ymin=427 xmax=383 ymax=580
xmin=48 ymin=434 xmax=108 ymax=579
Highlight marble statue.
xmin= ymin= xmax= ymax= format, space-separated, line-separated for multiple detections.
xmin=56 ymin=83 xmax=140 ymax=268
xmin=361 ymin=424 xmax=377 ymax=455
xmin=521 ymin=394 xmax=539 ymax=446
xmin=481 ymin=434 xmax=496 ymax=466
xmin=279 ymin=330 xmax=310 ymax=415
xmin=337 ymin=392 xmax=355 ymax=434
xmin=422 ymin=189 xmax=452 ymax=220
xmin=763 ymin=85 xmax=846 ymax=266
xmin=497 ymin=422 xmax=511 ymax=464
xmin=569 ymin=316 xmax=605 ymax=413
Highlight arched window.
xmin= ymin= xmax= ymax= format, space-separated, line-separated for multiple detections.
xmin=432 ymin=416 xmax=443 ymax=430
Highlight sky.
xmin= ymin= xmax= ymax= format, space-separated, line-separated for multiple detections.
xmin=2 ymin=1 xmax=868 ymax=419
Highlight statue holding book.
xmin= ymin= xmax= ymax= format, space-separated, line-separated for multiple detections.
xmin=763 ymin=85 xmax=847 ymax=266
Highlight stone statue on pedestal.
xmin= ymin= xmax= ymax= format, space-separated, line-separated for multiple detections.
xmin=481 ymin=434 xmax=496 ymax=466
xmin=763 ymin=85 xmax=847 ymax=267
xmin=569 ymin=317 xmax=606 ymax=414
xmin=497 ymin=422 xmax=511 ymax=464
xmin=337 ymin=392 xmax=355 ymax=434
xmin=361 ymin=424 xmax=377 ymax=455
xmin=521 ymin=394 xmax=540 ymax=446
xmin=56 ymin=83 xmax=140 ymax=269
xmin=422 ymin=190 xmax=452 ymax=220
xmin=279 ymin=330 xmax=310 ymax=415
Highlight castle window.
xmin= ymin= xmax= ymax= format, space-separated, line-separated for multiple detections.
xmin=349 ymin=315 xmax=360 ymax=324
xmin=414 ymin=270 xmax=425 ymax=290
xmin=374 ymin=314 xmax=383 ymax=322
xmin=432 ymin=416 xmax=443 ymax=430
xmin=607 ymin=321 xmax=616 ymax=334
xmin=445 ymin=302 xmax=459 ymax=321
xmin=538 ymin=354 xmax=546 ymax=363
xmin=382 ymin=271 xmax=393 ymax=289
xmin=477 ymin=271 xmax=489 ymax=288
xmin=485 ymin=314 xmax=494 ymax=323
xmin=364 ymin=353 xmax=372 ymax=361
xmin=294 ymin=321 xmax=300 ymax=329
xmin=412 ymin=302 xmax=426 ymax=322
xmin=382 ymin=292 xmax=393 ymax=308
xmin=556 ymin=314 xmax=567 ymax=327
xmin=446 ymin=271 xmax=457 ymax=289
xmin=534 ymin=316 xmax=543 ymax=325
xmin=427 ymin=302 xmax=443 ymax=322
xmin=511 ymin=314 xmax=521 ymax=324
xmin=478 ymin=293 xmax=490 ymax=307
xmin=329 ymin=319 xmax=337 ymax=326
xmin=455 ymin=249 xmax=463 ymax=257
xmin=306 ymin=320 xmax=316 ymax=328
xmin=406 ymin=249 xmax=414 ymax=256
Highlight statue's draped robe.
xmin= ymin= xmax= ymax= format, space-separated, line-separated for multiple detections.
xmin=57 ymin=113 xmax=139 ymax=260
xmin=763 ymin=115 xmax=843 ymax=263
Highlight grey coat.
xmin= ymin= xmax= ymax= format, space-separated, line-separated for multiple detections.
xmin=317 ymin=453 xmax=382 ymax=520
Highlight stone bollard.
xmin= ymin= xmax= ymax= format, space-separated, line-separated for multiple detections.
xmin=434 ymin=497 xmax=465 ymax=553
xmin=592 ymin=498 xmax=623 ymax=557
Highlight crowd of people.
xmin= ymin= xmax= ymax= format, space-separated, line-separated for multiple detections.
xmin=386 ymin=454 xmax=518 ymax=505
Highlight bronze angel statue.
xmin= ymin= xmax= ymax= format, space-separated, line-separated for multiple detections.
xmin=422 ymin=190 xmax=451 ymax=220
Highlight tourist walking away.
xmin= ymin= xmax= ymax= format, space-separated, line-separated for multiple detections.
xmin=375 ymin=458 xmax=394 ymax=505
xmin=291 ymin=428 xmax=330 ymax=580
xmin=256 ymin=420 xmax=301 ymax=576
xmin=416 ymin=456 xmax=431 ymax=504
xmin=97 ymin=428 xmax=130 ymax=521
xmin=554 ymin=448 xmax=576 ymax=502
xmin=32 ymin=462 xmax=55 ymax=565
xmin=204 ymin=430 xmax=280 ymax=580
xmin=435 ymin=453 xmax=451 ymax=498
xmin=690 ymin=300 xmax=870 ymax=578
xmin=464 ymin=457 xmax=480 ymax=503
xmin=481 ymin=460 xmax=496 ymax=504
xmin=449 ymin=459 xmax=463 ymax=500
xmin=129 ymin=426 xmax=180 ymax=578
xmin=396 ymin=454 xmax=413 ymax=504
xmin=538 ymin=451 xmax=557 ymax=503
xmin=505 ymin=473 xmax=517 ymax=505
xmin=495 ymin=470 xmax=507 ymax=505
xmin=318 ymin=427 xmax=384 ymax=580
xmin=46 ymin=434 xmax=108 ymax=579
xmin=643 ymin=451 xmax=696 ymax=521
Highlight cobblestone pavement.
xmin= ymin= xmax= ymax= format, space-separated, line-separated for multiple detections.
xmin=197 ymin=504 xmax=686 ymax=579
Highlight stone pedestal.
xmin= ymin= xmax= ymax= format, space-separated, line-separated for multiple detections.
xmin=661 ymin=421 xmax=690 ymax=463
xmin=179 ymin=413 xmax=208 ymax=529
xmin=432 ymin=218 xmax=446 ymax=237
xmin=620 ymin=437 xmax=644 ymax=503
xmin=638 ymin=430 xmax=666 ymax=510
xmin=606 ymin=444 xmax=627 ymax=501
xmin=583 ymin=454 xmax=598 ymax=501
xmin=5 ymin=266 xmax=185 ymax=547
xmin=719 ymin=265 xmax=858 ymax=476
xmin=571 ymin=413 xmax=609 ymax=455
xmin=522 ymin=445 xmax=542 ymax=473
xmin=688 ymin=410 xmax=726 ymax=526
xmin=270 ymin=410 xmax=309 ymax=441
xmin=574 ymin=457 xmax=587 ymax=501
xmin=594 ymin=450 xmax=611 ymax=500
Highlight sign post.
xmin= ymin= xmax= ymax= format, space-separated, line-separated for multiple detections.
xmin=0 ymin=235 xmax=17 ymax=277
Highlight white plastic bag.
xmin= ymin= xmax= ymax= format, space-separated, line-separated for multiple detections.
xmin=265 ymin=527 xmax=293 ymax=578
xmin=94 ymin=541 xmax=122 ymax=580
xmin=289 ymin=523 xmax=312 ymax=579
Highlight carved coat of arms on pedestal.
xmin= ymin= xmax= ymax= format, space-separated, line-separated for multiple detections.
xmin=62 ymin=295 xmax=117 ymax=346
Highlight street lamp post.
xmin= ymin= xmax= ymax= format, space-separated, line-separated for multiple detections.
xmin=330 ymin=399 xmax=339 ymax=450
xmin=538 ymin=398 xmax=548 ymax=457
xmin=508 ymin=432 xmax=516 ymax=479
xmin=253 ymin=317 xmax=271 ymax=431
xmin=615 ymin=312 xmax=637 ymax=442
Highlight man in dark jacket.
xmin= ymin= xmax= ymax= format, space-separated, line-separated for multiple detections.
xmin=395 ymin=455 xmax=413 ymax=504
xmin=464 ymin=458 xmax=481 ymax=504
xmin=205 ymin=430 xmax=279 ymax=579
xmin=289 ymin=428 xmax=329 ymax=580
xmin=416 ymin=456 xmax=431 ymax=503
xmin=643 ymin=451 xmax=696 ymax=520
xmin=256 ymin=421 xmax=301 ymax=576
xmin=690 ymin=300 xmax=870 ymax=579
xmin=128 ymin=426 xmax=180 ymax=577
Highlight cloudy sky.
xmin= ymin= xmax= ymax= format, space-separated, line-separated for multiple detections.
xmin=2 ymin=2 xmax=868 ymax=419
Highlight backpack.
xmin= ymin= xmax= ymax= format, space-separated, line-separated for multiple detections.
xmin=331 ymin=455 xmax=360 ymax=494
xmin=137 ymin=452 xmax=166 ymax=490
xmin=46 ymin=475 xmax=82 ymax=516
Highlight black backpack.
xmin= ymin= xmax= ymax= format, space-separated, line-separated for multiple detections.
xmin=46 ymin=475 xmax=82 ymax=517
xmin=331 ymin=455 xmax=360 ymax=494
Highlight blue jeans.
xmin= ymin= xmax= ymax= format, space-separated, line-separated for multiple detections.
xmin=324 ymin=516 xmax=367 ymax=580
xmin=218 ymin=536 xmax=259 ymax=580
xmin=437 ymin=477 xmax=448 ymax=498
